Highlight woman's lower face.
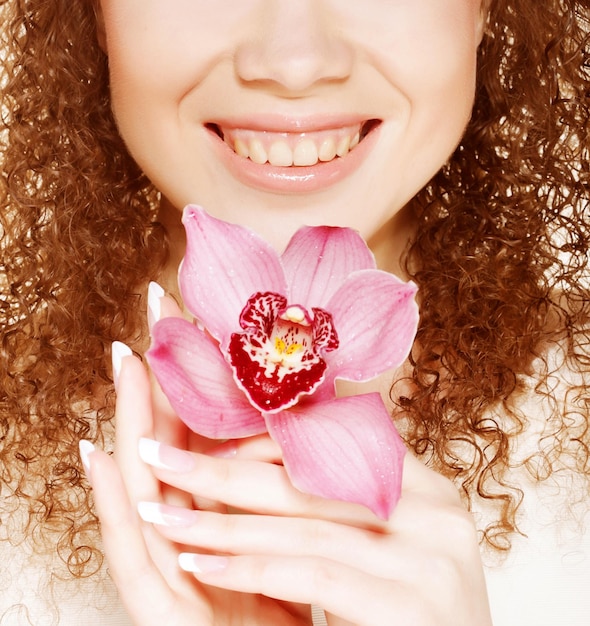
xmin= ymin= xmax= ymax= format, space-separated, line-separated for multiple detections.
xmin=98 ymin=0 xmax=485 ymax=252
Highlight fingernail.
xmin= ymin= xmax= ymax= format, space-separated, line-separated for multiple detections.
xmin=79 ymin=439 xmax=95 ymax=480
xmin=137 ymin=502 xmax=198 ymax=527
xmin=179 ymin=553 xmax=229 ymax=574
xmin=112 ymin=341 xmax=132 ymax=389
xmin=148 ymin=281 xmax=165 ymax=328
xmin=138 ymin=438 xmax=195 ymax=473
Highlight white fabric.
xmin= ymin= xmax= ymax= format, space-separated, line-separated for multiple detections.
xmin=485 ymin=493 xmax=590 ymax=626
xmin=482 ymin=362 xmax=590 ymax=626
xmin=482 ymin=419 xmax=590 ymax=624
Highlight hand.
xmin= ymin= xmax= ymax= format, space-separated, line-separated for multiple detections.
xmin=131 ymin=434 xmax=492 ymax=626
xmin=85 ymin=287 xmax=492 ymax=626
xmin=85 ymin=349 xmax=311 ymax=626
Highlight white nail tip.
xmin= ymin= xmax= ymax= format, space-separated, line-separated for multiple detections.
xmin=178 ymin=553 xmax=198 ymax=572
xmin=138 ymin=437 xmax=164 ymax=468
xmin=137 ymin=501 xmax=166 ymax=525
xmin=148 ymin=281 xmax=165 ymax=323
xmin=112 ymin=341 xmax=132 ymax=383
xmin=178 ymin=553 xmax=228 ymax=573
xmin=79 ymin=439 xmax=95 ymax=474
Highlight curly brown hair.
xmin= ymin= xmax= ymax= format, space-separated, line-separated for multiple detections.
xmin=0 ymin=0 xmax=167 ymax=579
xmin=402 ymin=0 xmax=590 ymax=548
xmin=0 ymin=0 xmax=588 ymax=590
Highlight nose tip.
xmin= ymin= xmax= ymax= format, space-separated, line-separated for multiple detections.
xmin=234 ymin=5 xmax=354 ymax=94
xmin=236 ymin=41 xmax=354 ymax=93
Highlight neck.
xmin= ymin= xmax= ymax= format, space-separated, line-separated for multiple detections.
xmin=155 ymin=198 xmax=415 ymax=303
xmin=367 ymin=204 xmax=414 ymax=278
xmin=156 ymin=198 xmax=187 ymax=305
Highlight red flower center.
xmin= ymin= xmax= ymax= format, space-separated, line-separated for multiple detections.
xmin=228 ymin=292 xmax=339 ymax=413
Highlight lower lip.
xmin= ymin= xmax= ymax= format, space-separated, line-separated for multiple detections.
xmin=208 ymin=124 xmax=381 ymax=194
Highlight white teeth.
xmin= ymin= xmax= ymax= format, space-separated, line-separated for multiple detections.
xmin=318 ymin=137 xmax=337 ymax=162
xmin=293 ymin=139 xmax=319 ymax=166
xmin=268 ymin=141 xmax=293 ymax=167
xmin=224 ymin=123 xmax=366 ymax=167
xmin=336 ymin=135 xmax=351 ymax=158
xmin=249 ymin=139 xmax=268 ymax=165
xmin=234 ymin=138 xmax=250 ymax=158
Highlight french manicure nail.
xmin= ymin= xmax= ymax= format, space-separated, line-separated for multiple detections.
xmin=178 ymin=553 xmax=229 ymax=574
xmin=79 ymin=439 xmax=95 ymax=479
xmin=138 ymin=438 xmax=195 ymax=473
xmin=148 ymin=281 xmax=165 ymax=327
xmin=112 ymin=341 xmax=132 ymax=389
xmin=137 ymin=501 xmax=198 ymax=527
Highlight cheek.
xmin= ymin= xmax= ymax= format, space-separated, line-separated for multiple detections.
xmin=98 ymin=2 xmax=208 ymax=166
xmin=105 ymin=25 xmax=173 ymax=94
xmin=361 ymin=2 xmax=482 ymax=94
xmin=100 ymin=1 xmax=259 ymax=168
xmin=360 ymin=3 xmax=482 ymax=204
xmin=380 ymin=5 xmax=481 ymax=145
xmin=99 ymin=1 xmax=253 ymax=88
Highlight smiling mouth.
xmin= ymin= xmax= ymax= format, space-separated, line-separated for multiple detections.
xmin=207 ymin=120 xmax=380 ymax=168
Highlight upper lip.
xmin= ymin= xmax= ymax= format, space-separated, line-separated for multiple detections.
xmin=206 ymin=119 xmax=382 ymax=155
xmin=205 ymin=114 xmax=380 ymax=134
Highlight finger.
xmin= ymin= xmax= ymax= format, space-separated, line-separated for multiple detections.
xmin=138 ymin=438 xmax=463 ymax=524
xmin=178 ymin=550 xmax=487 ymax=626
xmin=147 ymin=282 xmax=184 ymax=329
xmin=147 ymin=288 xmax=217 ymax=457
xmin=139 ymin=438 xmax=461 ymax=525
xmin=113 ymin=346 xmax=162 ymax=507
xmin=115 ymin=345 xmax=196 ymax=511
xmin=209 ymin=434 xmax=283 ymax=463
xmin=137 ymin=438 xmax=387 ymax=528
xmin=137 ymin=502 xmax=422 ymax=580
xmin=178 ymin=552 xmax=401 ymax=626
xmin=137 ymin=496 xmax=476 ymax=584
xmin=88 ymin=447 xmax=189 ymax=625
xmin=147 ymin=285 xmax=192 ymax=448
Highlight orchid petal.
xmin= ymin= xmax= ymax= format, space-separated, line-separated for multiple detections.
xmin=325 ymin=270 xmax=418 ymax=384
xmin=179 ymin=206 xmax=287 ymax=348
xmin=147 ymin=317 xmax=266 ymax=439
xmin=282 ymin=226 xmax=375 ymax=309
xmin=265 ymin=394 xmax=406 ymax=519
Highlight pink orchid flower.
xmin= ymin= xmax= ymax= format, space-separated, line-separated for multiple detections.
xmin=147 ymin=206 xmax=419 ymax=519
